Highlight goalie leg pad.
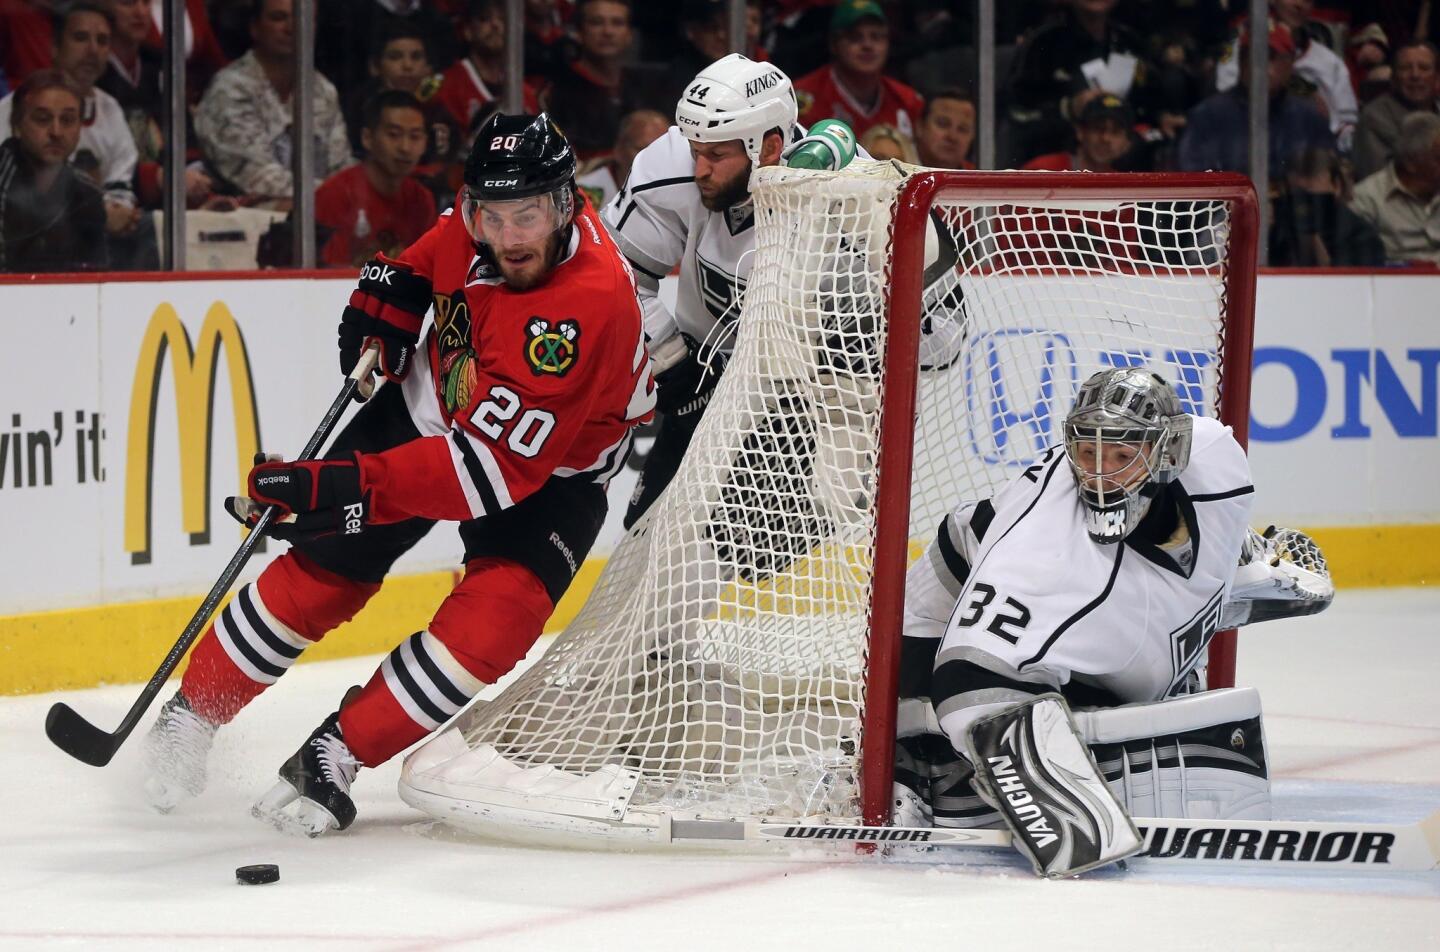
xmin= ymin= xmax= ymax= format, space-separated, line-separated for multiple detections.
xmin=964 ymin=694 xmax=1142 ymax=878
xmin=1073 ymin=687 xmax=1271 ymax=821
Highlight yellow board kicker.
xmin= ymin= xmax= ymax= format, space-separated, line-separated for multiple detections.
xmin=0 ymin=522 xmax=1431 ymax=697
xmin=0 ymin=558 xmax=606 ymax=697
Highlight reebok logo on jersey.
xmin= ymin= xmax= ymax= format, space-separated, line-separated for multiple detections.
xmin=549 ymin=531 xmax=577 ymax=574
xmin=360 ymin=262 xmax=395 ymax=285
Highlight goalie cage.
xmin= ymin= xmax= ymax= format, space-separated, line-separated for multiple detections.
xmin=399 ymin=162 xmax=1259 ymax=848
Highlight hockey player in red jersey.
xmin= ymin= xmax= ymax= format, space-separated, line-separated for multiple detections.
xmin=142 ymin=113 xmax=656 ymax=836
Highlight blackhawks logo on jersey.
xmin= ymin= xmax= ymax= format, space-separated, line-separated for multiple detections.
xmin=524 ymin=317 xmax=580 ymax=377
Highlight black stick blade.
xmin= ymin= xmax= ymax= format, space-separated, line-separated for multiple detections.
xmin=46 ymin=703 xmax=121 ymax=767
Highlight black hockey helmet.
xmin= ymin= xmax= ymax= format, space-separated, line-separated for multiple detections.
xmin=463 ymin=112 xmax=576 ymax=201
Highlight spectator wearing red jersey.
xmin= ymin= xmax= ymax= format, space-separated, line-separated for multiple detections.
xmin=140 ymin=0 xmax=228 ymax=99
xmin=524 ymin=0 xmax=573 ymax=84
xmin=343 ymin=22 xmax=460 ymax=196
xmin=915 ymin=88 xmax=975 ymax=170
xmin=0 ymin=0 xmax=58 ymax=82
xmin=794 ymin=0 xmax=925 ymax=146
xmin=1024 ymin=93 xmax=1142 ymax=172
xmin=436 ymin=0 xmax=540 ymax=140
xmin=546 ymin=0 xmax=648 ymax=160
xmin=316 ymin=90 xmax=436 ymax=268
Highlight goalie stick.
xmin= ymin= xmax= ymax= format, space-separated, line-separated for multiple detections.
xmin=44 ymin=347 xmax=381 ymax=768
xmin=664 ymin=811 xmax=1440 ymax=872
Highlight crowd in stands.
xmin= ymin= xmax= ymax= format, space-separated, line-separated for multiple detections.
xmin=2 ymin=0 xmax=1439 ymax=273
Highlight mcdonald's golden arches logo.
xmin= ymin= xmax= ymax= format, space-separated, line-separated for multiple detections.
xmin=124 ymin=302 xmax=262 ymax=565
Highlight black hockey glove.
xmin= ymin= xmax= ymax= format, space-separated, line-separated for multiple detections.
xmin=653 ymin=332 xmax=727 ymax=417
xmin=338 ymin=256 xmax=432 ymax=390
xmin=224 ymin=453 xmax=370 ymax=543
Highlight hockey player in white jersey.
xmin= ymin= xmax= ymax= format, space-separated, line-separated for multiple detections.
xmin=894 ymin=368 xmax=1333 ymax=877
xmin=604 ymin=53 xmax=962 ymax=530
xmin=602 ymin=53 xmax=802 ymax=526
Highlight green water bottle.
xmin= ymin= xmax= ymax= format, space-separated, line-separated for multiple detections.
xmin=784 ymin=119 xmax=858 ymax=171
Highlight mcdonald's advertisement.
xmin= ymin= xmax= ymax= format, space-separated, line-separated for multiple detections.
xmin=0 ymin=277 xmax=646 ymax=621
xmin=0 ymin=271 xmax=1436 ymax=624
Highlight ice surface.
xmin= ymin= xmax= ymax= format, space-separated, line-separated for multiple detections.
xmin=2 ymin=589 xmax=1437 ymax=950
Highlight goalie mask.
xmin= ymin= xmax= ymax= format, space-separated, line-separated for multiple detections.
xmin=675 ymin=53 xmax=798 ymax=164
xmin=460 ymin=112 xmax=577 ymax=267
xmin=1063 ymin=369 xmax=1193 ymax=545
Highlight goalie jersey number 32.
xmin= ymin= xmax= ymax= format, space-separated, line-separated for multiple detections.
xmin=934 ymin=415 xmax=1255 ymax=739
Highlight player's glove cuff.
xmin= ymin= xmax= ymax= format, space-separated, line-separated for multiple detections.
xmin=226 ymin=453 xmax=372 ymax=542
xmin=338 ymin=256 xmax=432 ymax=389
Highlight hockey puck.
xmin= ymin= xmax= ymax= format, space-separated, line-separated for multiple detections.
xmin=235 ymin=864 xmax=280 ymax=885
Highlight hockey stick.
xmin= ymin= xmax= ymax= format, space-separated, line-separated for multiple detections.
xmin=667 ymin=810 xmax=1440 ymax=872
xmin=44 ymin=347 xmax=381 ymax=767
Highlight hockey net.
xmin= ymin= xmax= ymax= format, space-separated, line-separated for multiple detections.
xmin=399 ymin=163 xmax=1258 ymax=844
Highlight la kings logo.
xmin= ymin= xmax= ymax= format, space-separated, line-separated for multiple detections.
xmin=695 ymin=250 xmax=746 ymax=324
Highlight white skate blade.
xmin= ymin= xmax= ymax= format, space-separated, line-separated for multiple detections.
xmin=143 ymin=775 xmax=188 ymax=814
xmin=251 ymin=780 xmax=341 ymax=838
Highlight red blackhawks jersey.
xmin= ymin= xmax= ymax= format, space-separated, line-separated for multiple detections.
xmin=359 ymin=195 xmax=656 ymax=525
xmin=794 ymin=67 xmax=925 ymax=142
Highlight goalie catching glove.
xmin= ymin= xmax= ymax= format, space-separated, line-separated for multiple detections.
xmin=224 ymin=453 xmax=370 ymax=543
xmin=1220 ymin=525 xmax=1334 ymax=628
xmin=963 ymin=694 xmax=1142 ymax=878
xmin=337 ymin=255 xmax=432 ymax=390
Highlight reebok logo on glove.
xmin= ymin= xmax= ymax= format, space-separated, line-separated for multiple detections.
xmin=256 ymin=474 xmax=291 ymax=487
xmin=342 ymin=502 xmax=365 ymax=535
xmin=360 ymin=262 xmax=395 ymax=285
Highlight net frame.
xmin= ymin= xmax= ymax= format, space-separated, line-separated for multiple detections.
xmin=400 ymin=167 xmax=1259 ymax=843
xmin=861 ymin=169 xmax=1258 ymax=826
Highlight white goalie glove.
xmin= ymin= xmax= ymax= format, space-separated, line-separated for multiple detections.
xmin=1220 ymin=526 xmax=1334 ymax=628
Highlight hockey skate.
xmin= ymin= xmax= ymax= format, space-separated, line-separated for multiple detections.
xmin=143 ymin=693 xmax=219 ymax=812
xmin=252 ymin=711 xmax=360 ymax=837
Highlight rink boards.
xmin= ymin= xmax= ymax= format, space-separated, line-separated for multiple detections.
xmin=0 ymin=270 xmax=1436 ymax=693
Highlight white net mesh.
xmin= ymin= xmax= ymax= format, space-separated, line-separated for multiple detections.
xmin=436 ymin=162 xmax=1243 ymax=828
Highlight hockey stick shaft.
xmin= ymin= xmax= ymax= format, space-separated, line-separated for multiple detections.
xmin=674 ymin=811 xmax=1440 ymax=872
xmin=44 ymin=348 xmax=380 ymax=767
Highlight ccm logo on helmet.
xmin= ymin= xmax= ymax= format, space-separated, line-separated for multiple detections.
xmin=483 ymin=178 xmax=520 ymax=187
xmin=360 ymin=262 xmax=395 ymax=285
xmin=744 ymin=72 xmax=781 ymax=98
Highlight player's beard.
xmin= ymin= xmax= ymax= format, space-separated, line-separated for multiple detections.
xmin=495 ymin=229 xmax=568 ymax=291
xmin=698 ymin=163 xmax=752 ymax=212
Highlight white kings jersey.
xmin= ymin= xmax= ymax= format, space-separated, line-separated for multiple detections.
xmin=601 ymin=125 xmax=967 ymax=364
xmin=901 ymin=415 xmax=1255 ymax=757
xmin=601 ymin=125 xmax=779 ymax=351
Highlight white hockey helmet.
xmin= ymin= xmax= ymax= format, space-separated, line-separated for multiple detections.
xmin=1063 ymin=368 xmax=1193 ymax=544
xmin=675 ymin=53 xmax=798 ymax=163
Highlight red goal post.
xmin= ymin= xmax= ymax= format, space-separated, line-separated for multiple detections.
xmin=862 ymin=170 xmax=1259 ymax=826
xmin=398 ymin=165 xmax=1260 ymax=846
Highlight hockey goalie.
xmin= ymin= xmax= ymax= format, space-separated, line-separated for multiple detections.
xmin=894 ymin=367 xmax=1334 ymax=877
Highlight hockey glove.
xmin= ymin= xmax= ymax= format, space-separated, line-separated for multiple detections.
xmin=338 ymin=256 xmax=432 ymax=389
xmin=652 ymin=332 xmax=726 ymax=417
xmin=224 ymin=454 xmax=370 ymax=542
